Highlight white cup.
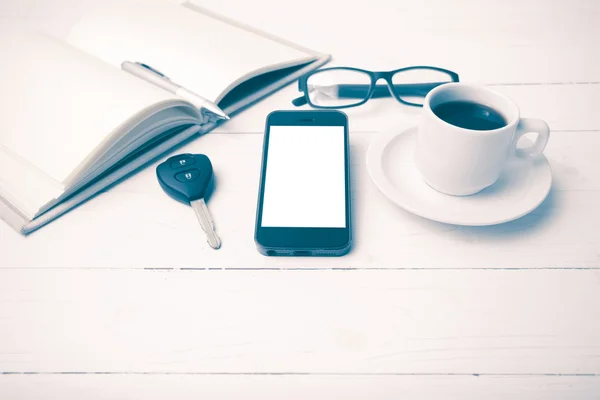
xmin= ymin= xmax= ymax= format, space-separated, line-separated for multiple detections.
xmin=415 ymin=83 xmax=550 ymax=196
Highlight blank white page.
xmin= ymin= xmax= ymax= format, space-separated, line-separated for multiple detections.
xmin=0 ymin=31 xmax=174 ymax=184
xmin=67 ymin=2 xmax=313 ymax=101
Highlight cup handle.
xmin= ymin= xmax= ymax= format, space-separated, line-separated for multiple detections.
xmin=512 ymin=118 xmax=550 ymax=158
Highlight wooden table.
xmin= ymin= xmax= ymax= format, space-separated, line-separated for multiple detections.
xmin=1 ymin=0 xmax=599 ymax=398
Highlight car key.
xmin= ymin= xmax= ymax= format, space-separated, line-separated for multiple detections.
xmin=156 ymin=153 xmax=221 ymax=249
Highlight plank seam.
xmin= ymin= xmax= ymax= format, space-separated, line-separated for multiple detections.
xmin=1 ymin=372 xmax=599 ymax=377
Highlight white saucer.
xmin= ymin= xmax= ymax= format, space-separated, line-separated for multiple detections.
xmin=366 ymin=127 xmax=552 ymax=226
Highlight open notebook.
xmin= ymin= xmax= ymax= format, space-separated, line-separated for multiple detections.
xmin=0 ymin=1 xmax=329 ymax=235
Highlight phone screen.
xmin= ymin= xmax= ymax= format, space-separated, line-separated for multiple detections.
xmin=260 ymin=125 xmax=346 ymax=228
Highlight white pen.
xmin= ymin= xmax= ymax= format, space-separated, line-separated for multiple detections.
xmin=121 ymin=61 xmax=229 ymax=120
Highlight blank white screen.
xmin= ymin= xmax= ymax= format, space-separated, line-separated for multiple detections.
xmin=261 ymin=125 xmax=346 ymax=228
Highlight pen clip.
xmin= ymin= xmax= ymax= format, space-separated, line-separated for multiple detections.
xmin=136 ymin=62 xmax=170 ymax=80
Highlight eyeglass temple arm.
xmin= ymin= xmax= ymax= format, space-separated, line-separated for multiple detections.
xmin=292 ymin=96 xmax=308 ymax=106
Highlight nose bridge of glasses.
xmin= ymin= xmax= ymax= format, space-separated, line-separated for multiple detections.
xmin=371 ymin=72 xmax=397 ymax=98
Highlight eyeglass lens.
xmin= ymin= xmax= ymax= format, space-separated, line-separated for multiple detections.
xmin=391 ymin=69 xmax=454 ymax=106
xmin=306 ymin=69 xmax=371 ymax=107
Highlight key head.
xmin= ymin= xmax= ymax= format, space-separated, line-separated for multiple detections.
xmin=156 ymin=153 xmax=214 ymax=204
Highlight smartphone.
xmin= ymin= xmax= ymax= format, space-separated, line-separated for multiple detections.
xmin=254 ymin=110 xmax=352 ymax=256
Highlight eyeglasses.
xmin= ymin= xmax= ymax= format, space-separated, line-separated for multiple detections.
xmin=292 ymin=66 xmax=459 ymax=109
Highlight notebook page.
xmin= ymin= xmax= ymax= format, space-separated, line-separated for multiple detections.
xmin=0 ymin=31 xmax=175 ymax=184
xmin=67 ymin=2 xmax=314 ymax=102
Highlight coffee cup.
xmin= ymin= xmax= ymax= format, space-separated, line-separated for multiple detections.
xmin=415 ymin=83 xmax=550 ymax=196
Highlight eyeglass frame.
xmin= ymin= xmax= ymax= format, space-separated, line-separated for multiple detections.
xmin=292 ymin=66 xmax=460 ymax=109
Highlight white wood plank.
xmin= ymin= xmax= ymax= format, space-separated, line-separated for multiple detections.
xmin=215 ymin=82 xmax=600 ymax=134
xmin=3 ymin=0 xmax=598 ymax=85
xmin=190 ymin=0 xmax=600 ymax=84
xmin=2 ymin=130 xmax=598 ymax=269
xmin=1 ymin=375 xmax=599 ymax=400
xmin=0 ymin=0 xmax=187 ymax=41
xmin=4 ymin=2 xmax=598 ymax=134
xmin=0 ymin=269 xmax=599 ymax=374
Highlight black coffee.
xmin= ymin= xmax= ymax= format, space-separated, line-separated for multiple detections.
xmin=432 ymin=101 xmax=507 ymax=131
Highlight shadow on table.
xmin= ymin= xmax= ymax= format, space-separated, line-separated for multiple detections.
xmin=376 ymin=187 xmax=560 ymax=243
xmin=444 ymin=189 xmax=559 ymax=240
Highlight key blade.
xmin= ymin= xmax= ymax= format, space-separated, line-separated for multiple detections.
xmin=191 ymin=199 xmax=221 ymax=249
